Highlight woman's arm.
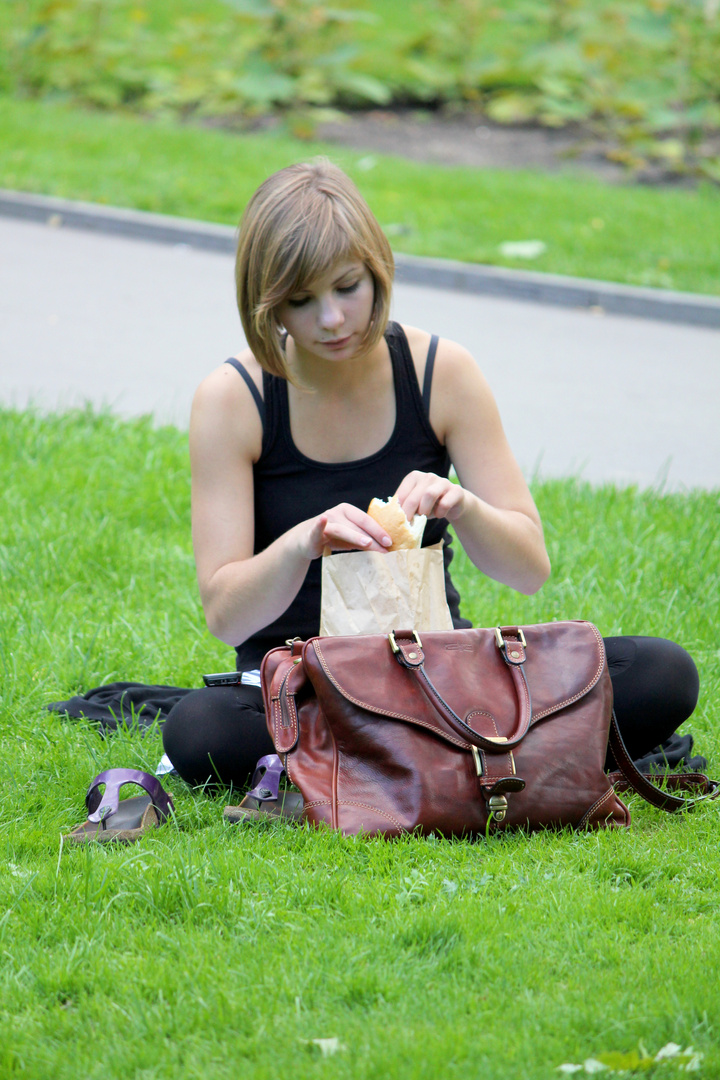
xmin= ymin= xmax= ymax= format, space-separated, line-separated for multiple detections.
xmin=396 ymin=334 xmax=551 ymax=595
xmin=190 ymin=361 xmax=392 ymax=647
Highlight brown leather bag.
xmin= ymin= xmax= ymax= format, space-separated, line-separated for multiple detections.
xmin=258 ymin=621 xmax=717 ymax=837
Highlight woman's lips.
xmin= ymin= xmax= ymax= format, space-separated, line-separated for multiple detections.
xmin=321 ymin=334 xmax=352 ymax=349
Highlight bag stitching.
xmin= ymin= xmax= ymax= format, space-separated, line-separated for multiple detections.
xmin=301 ymin=800 xmax=405 ymax=831
xmin=336 ymin=801 xmax=405 ymax=830
xmin=272 ymin=682 xmax=298 ymax=751
xmin=531 ymin=623 xmax=605 ymax=722
xmin=578 ymin=786 xmax=622 ymax=829
xmin=465 ymin=709 xmax=496 ymax=726
xmin=286 ymin=691 xmax=298 ymax=744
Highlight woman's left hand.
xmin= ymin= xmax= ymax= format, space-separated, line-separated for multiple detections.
xmin=395 ymin=471 xmax=467 ymax=523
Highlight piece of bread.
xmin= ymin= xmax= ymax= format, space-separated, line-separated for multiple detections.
xmin=367 ymin=495 xmax=426 ymax=551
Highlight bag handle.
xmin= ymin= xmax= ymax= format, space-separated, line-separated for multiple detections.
xmin=389 ymin=628 xmax=532 ymax=750
xmin=391 ymin=631 xmax=720 ymax=810
xmin=609 ymin=713 xmax=719 ymax=811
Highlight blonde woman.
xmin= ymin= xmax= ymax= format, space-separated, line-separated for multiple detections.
xmin=162 ymin=160 xmax=700 ymax=787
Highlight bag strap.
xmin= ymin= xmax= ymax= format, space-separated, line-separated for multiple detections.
xmin=390 ymin=628 xmax=532 ymax=750
xmin=608 ymin=712 xmax=719 ymax=811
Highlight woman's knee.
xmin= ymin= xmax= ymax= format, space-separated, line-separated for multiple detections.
xmin=162 ymin=685 xmax=271 ymax=788
xmin=606 ymin=635 xmax=699 ymax=760
xmin=633 ymin=636 xmax=699 ymax=721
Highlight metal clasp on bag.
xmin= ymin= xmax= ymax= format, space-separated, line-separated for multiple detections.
xmin=495 ymin=626 xmax=526 ymax=650
xmin=388 ymin=629 xmax=423 ymax=656
xmin=285 ymin=636 xmax=303 ymax=659
xmin=487 ymin=794 xmax=509 ymax=822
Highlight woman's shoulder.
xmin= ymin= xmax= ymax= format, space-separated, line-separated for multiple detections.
xmin=195 ymin=348 xmax=264 ymax=401
xmin=398 ymin=323 xmax=496 ymax=444
xmin=399 ymin=323 xmax=482 ymax=385
xmin=190 ymin=348 xmax=264 ymax=461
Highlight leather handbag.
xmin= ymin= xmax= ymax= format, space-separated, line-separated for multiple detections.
xmin=255 ymin=621 xmax=717 ymax=837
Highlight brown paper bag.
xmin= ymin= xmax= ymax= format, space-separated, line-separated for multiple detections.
xmin=319 ymin=542 xmax=453 ymax=637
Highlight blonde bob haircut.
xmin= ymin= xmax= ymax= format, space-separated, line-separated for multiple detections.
xmin=235 ymin=159 xmax=394 ymax=380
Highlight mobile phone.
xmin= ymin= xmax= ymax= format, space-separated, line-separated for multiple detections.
xmin=202 ymin=671 xmax=242 ymax=687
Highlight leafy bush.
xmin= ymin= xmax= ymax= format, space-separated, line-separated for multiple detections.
xmin=3 ymin=0 xmax=388 ymax=114
xmin=2 ymin=0 xmax=720 ymax=177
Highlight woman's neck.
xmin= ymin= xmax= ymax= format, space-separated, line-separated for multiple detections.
xmin=286 ymin=335 xmax=389 ymax=395
xmin=283 ymin=331 xmax=396 ymax=462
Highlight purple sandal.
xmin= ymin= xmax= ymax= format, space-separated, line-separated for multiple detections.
xmin=224 ymin=755 xmax=304 ymax=824
xmin=65 ymin=769 xmax=175 ymax=843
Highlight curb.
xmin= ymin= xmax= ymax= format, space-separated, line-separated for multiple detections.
xmin=2 ymin=187 xmax=719 ymax=329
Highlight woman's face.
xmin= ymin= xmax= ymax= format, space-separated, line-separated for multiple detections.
xmin=277 ymin=259 xmax=375 ymax=362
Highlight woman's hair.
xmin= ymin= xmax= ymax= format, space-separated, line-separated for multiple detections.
xmin=235 ymin=159 xmax=394 ymax=379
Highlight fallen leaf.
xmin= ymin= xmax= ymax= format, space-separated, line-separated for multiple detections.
xmin=308 ymin=1037 xmax=345 ymax=1057
xmin=654 ymin=1043 xmax=682 ymax=1061
xmin=498 ymin=240 xmax=547 ymax=259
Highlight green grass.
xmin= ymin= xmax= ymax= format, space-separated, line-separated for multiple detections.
xmin=2 ymin=407 xmax=720 ymax=1078
xmin=1 ymin=96 xmax=720 ymax=296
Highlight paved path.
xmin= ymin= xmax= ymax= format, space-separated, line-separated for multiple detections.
xmin=2 ymin=215 xmax=718 ymax=490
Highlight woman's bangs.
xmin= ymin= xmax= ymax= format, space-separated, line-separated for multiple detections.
xmin=285 ymin=202 xmax=363 ymax=296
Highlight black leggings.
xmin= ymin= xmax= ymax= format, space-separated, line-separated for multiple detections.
xmin=162 ymin=636 xmax=699 ymax=789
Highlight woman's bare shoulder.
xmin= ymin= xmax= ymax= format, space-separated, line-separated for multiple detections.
xmin=401 ymin=323 xmax=477 ymax=365
xmin=194 ymin=348 xmax=263 ymax=401
xmin=400 ymin=323 xmax=497 ymax=447
xmin=400 ymin=323 xmax=483 ymax=390
xmin=191 ymin=348 xmax=264 ymax=461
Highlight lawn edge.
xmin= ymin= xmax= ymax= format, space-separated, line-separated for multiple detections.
xmin=2 ymin=187 xmax=720 ymax=329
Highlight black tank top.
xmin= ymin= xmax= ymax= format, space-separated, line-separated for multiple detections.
xmin=227 ymin=321 xmax=470 ymax=670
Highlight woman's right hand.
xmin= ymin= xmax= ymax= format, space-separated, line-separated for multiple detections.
xmin=299 ymin=504 xmax=393 ymax=561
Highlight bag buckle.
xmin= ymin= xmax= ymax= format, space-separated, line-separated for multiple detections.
xmin=495 ymin=627 xmax=527 ymax=666
xmin=388 ymin=629 xmax=423 ymax=656
xmin=495 ymin=626 xmax=526 ymax=650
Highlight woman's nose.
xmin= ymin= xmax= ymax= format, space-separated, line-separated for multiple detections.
xmin=318 ymin=296 xmax=344 ymax=330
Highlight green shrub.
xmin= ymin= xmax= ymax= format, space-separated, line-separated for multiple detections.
xmin=2 ymin=0 xmax=719 ymax=175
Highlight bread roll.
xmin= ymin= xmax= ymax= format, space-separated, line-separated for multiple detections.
xmin=367 ymin=495 xmax=426 ymax=551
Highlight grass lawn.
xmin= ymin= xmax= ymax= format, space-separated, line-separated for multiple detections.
xmin=1 ymin=408 xmax=719 ymax=1078
xmin=1 ymin=96 xmax=720 ymax=296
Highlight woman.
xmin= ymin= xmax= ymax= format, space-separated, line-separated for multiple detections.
xmin=162 ymin=159 xmax=699 ymax=788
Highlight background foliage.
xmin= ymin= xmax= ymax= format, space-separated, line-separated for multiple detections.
xmin=1 ymin=0 xmax=720 ymax=179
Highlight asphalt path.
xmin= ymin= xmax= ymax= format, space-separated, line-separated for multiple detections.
xmin=2 ymin=215 xmax=719 ymax=490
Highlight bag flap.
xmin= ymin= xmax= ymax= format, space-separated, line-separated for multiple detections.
xmin=306 ymin=621 xmax=605 ymax=748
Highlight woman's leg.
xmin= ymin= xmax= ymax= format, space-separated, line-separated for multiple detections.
xmin=162 ymin=684 xmax=274 ymax=789
xmin=604 ymin=636 xmax=699 ymax=761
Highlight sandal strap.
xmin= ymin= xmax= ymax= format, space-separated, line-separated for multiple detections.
xmin=246 ymin=754 xmax=285 ymax=802
xmin=86 ymin=769 xmax=174 ymax=824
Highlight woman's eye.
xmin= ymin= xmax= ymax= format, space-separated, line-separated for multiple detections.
xmin=337 ymin=280 xmax=360 ymax=295
xmin=287 ymin=296 xmax=311 ymax=308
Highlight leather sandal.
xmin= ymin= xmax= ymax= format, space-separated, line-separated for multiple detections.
xmin=65 ymin=768 xmax=175 ymax=843
xmin=224 ymin=754 xmax=304 ymax=824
